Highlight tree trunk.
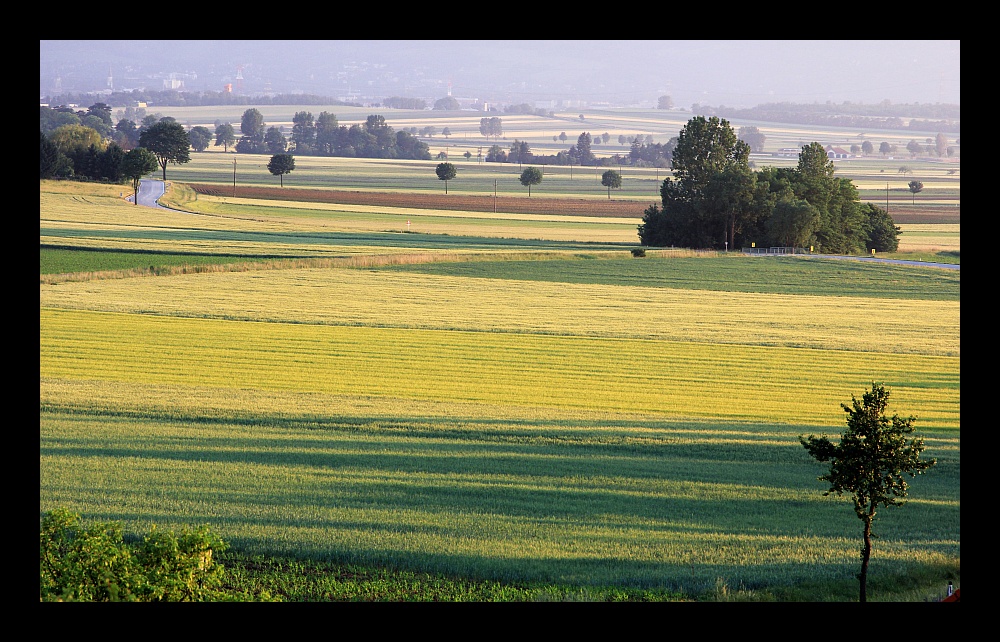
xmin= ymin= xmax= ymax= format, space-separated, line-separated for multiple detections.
xmin=859 ymin=514 xmax=873 ymax=603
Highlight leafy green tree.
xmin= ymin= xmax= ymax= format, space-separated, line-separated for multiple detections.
xmin=934 ymin=133 xmax=948 ymax=156
xmin=116 ymin=119 xmax=140 ymax=149
xmin=138 ymin=120 xmax=191 ymax=180
xmin=214 ymin=123 xmax=236 ymax=152
xmin=908 ymin=180 xmax=923 ymax=204
xmin=442 ymin=127 xmax=451 ymax=138
xmin=738 ymin=126 xmax=766 ymax=153
xmin=48 ymin=124 xmax=105 ymax=157
xmin=575 ymin=133 xmax=595 ymax=165
xmin=267 ymin=153 xmax=295 ymax=187
xmin=601 ymin=169 xmax=622 ymax=199
xmin=657 ymin=95 xmax=674 ymax=110
xmin=861 ymin=140 xmax=874 ymax=156
xmin=906 ymin=140 xmax=922 ymax=158
xmin=435 ymin=162 xmax=457 ymax=193
xmin=237 ymin=108 xmax=266 ymax=153
xmin=315 ymin=112 xmax=339 ymax=156
xmin=800 ymin=383 xmax=936 ymax=603
xmin=519 ymin=167 xmax=543 ymax=196
xmin=639 ymin=116 xmax=751 ymax=248
xmin=188 ymin=126 xmax=213 ymax=152
xmin=264 ymin=126 xmax=287 ymax=154
xmin=860 ymin=203 xmax=900 ymax=252
xmin=434 ymin=96 xmax=460 ymax=110
xmin=765 ymin=197 xmax=820 ymax=248
xmin=486 ymin=144 xmax=507 ymax=163
xmin=479 ymin=117 xmax=503 ymax=141
xmin=121 ymin=147 xmax=159 ymax=204
xmin=559 ymin=132 xmax=568 ymax=144
xmin=40 ymin=131 xmax=63 ymax=179
xmin=291 ymin=111 xmax=316 ymax=154
xmin=879 ymin=142 xmax=891 ymax=157
xmin=509 ymin=140 xmax=531 ymax=169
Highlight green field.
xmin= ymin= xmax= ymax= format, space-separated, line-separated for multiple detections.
xmin=39 ymin=112 xmax=959 ymax=601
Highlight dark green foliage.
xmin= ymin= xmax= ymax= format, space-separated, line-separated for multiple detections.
xmin=122 ymin=147 xmax=159 ymax=202
xmin=800 ymin=383 xmax=936 ymax=602
xmin=267 ymin=153 xmax=295 ymax=186
xmin=519 ymin=167 xmax=543 ymax=196
xmin=601 ymin=170 xmax=622 ymax=198
xmin=435 ymin=162 xmax=457 ymax=193
xmin=630 ymin=248 xmax=646 ymax=257
xmin=138 ymin=120 xmax=192 ymax=180
xmin=188 ymin=125 xmax=214 ymax=152
xmin=40 ymin=131 xmax=63 ymax=179
xmin=861 ymin=203 xmax=901 ymax=252
xmin=39 ymin=508 xmax=259 ymax=602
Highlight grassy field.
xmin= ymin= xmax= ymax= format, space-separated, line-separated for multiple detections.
xmin=39 ymin=113 xmax=959 ymax=601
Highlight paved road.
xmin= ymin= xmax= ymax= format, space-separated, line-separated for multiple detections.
xmin=128 ymin=178 xmax=170 ymax=209
xmin=127 ymin=179 xmax=958 ymax=270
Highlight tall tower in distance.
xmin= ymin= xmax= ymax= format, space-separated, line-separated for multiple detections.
xmin=107 ymin=66 xmax=113 ymax=92
xmin=235 ymin=65 xmax=244 ymax=94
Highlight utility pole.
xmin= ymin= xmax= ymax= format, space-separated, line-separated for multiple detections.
xmin=886 ymin=182 xmax=889 ymax=214
xmin=494 ymin=179 xmax=497 ymax=213
xmin=233 ymin=157 xmax=237 ymax=197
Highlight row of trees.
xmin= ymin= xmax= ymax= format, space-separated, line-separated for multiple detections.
xmin=638 ymin=116 xmax=900 ymax=253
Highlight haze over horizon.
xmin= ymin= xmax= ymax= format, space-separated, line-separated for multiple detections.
xmin=39 ymin=40 xmax=960 ymax=110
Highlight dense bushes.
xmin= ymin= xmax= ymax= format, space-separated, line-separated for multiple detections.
xmin=39 ymin=507 xmax=271 ymax=602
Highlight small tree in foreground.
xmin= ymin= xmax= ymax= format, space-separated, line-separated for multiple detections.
xmin=267 ymin=154 xmax=295 ymax=187
xmin=800 ymin=382 xmax=936 ymax=603
xmin=519 ymin=166 xmax=543 ymax=196
xmin=435 ymin=162 xmax=457 ymax=193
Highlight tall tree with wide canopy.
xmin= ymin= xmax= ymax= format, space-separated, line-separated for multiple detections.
xmin=214 ymin=123 xmax=236 ymax=152
xmin=639 ymin=116 xmax=751 ymax=248
xmin=291 ymin=111 xmax=316 ymax=154
xmin=188 ymin=126 xmax=213 ymax=152
xmin=800 ymin=383 xmax=936 ymax=603
xmin=266 ymin=154 xmax=295 ymax=187
xmin=121 ymin=147 xmax=159 ymax=205
xmin=237 ymin=108 xmax=266 ymax=153
xmin=314 ymin=112 xmax=339 ymax=156
xmin=138 ymin=120 xmax=191 ymax=180
xmin=435 ymin=162 xmax=457 ymax=193
xmin=601 ymin=170 xmax=622 ymax=199
xmin=519 ymin=167 xmax=543 ymax=196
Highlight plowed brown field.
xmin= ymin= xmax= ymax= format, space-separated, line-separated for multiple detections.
xmin=187 ymin=184 xmax=958 ymax=224
xmin=188 ymin=183 xmax=654 ymax=218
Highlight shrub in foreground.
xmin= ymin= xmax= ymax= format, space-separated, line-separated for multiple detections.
xmin=40 ymin=507 xmax=271 ymax=601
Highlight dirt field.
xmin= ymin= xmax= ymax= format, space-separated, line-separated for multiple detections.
xmin=187 ymin=184 xmax=958 ymax=224
xmin=188 ymin=184 xmax=655 ymax=218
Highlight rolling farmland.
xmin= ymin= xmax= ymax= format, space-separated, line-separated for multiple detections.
xmin=39 ymin=111 xmax=959 ymax=601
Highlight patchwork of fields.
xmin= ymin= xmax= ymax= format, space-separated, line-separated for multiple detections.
xmin=39 ymin=139 xmax=959 ymax=601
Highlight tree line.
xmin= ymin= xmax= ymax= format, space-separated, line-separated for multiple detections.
xmin=638 ymin=116 xmax=900 ymax=254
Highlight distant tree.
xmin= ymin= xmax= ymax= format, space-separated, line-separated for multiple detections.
xmin=121 ymin=147 xmax=159 ymax=205
xmin=188 ymin=126 xmax=213 ymax=152
xmin=214 ymin=123 xmax=236 ymax=152
xmin=601 ymin=169 xmax=622 ymax=199
xmin=602 ymin=133 xmax=610 ymax=144
xmin=907 ymin=180 xmax=924 ymax=204
xmin=420 ymin=126 xmax=437 ymax=138
xmin=264 ymin=127 xmax=287 ymax=154
xmin=239 ymin=108 xmax=266 ymax=152
xmin=861 ymin=140 xmax=874 ymax=156
xmin=737 ymin=126 xmax=766 ymax=153
xmin=509 ymin=140 xmax=531 ymax=169
xmin=435 ymin=162 xmax=457 ymax=193
xmin=463 ymin=150 xmax=471 ymax=159
xmin=657 ymin=95 xmax=674 ymax=110
xmin=879 ymin=141 xmax=891 ymax=157
xmin=906 ymin=140 xmax=922 ymax=158
xmin=519 ymin=166 xmax=543 ymax=196
xmin=138 ymin=120 xmax=191 ymax=180
xmin=559 ymin=132 xmax=568 ymax=144
xmin=479 ymin=117 xmax=503 ymax=141
xmin=115 ymin=119 xmax=140 ymax=150
xmin=575 ymin=133 xmax=594 ymax=165
xmin=486 ymin=144 xmax=507 ymax=163
xmin=579 ymin=114 xmax=585 ymax=120
xmin=313 ymin=112 xmax=339 ymax=156
xmin=935 ymin=133 xmax=948 ymax=156
xmin=291 ymin=111 xmax=316 ymax=154
xmin=442 ymin=127 xmax=451 ymax=138
xmin=267 ymin=153 xmax=295 ymax=187
xmin=618 ymin=134 xmax=626 ymax=146
xmin=800 ymin=382 xmax=936 ymax=603
xmin=433 ymin=96 xmax=461 ymax=110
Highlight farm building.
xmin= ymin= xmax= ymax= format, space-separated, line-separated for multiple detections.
xmin=825 ymin=145 xmax=851 ymax=159
xmin=773 ymin=147 xmax=801 ymax=157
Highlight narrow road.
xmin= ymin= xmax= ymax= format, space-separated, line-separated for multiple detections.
xmin=127 ymin=178 xmax=170 ymax=209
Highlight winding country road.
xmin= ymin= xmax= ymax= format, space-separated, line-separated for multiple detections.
xmin=128 ymin=179 xmax=958 ymax=270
